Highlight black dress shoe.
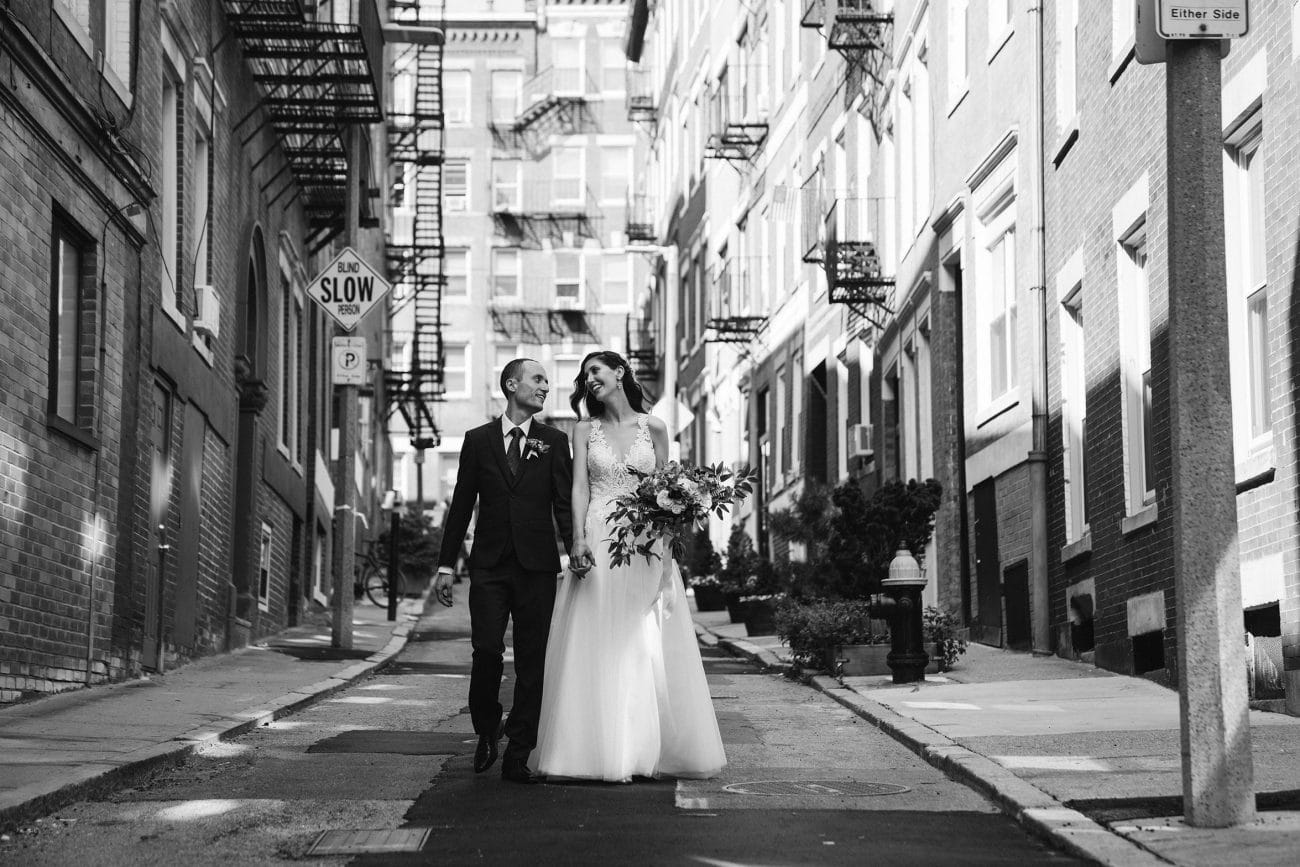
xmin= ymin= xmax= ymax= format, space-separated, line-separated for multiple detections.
xmin=474 ymin=722 xmax=504 ymax=774
xmin=501 ymin=758 xmax=539 ymax=784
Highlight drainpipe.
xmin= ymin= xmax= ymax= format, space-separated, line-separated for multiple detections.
xmin=1027 ymin=0 xmax=1051 ymax=653
xmin=662 ymin=245 xmax=680 ymax=445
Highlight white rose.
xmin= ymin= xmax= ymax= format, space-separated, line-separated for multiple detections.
xmin=656 ymin=491 xmax=676 ymax=511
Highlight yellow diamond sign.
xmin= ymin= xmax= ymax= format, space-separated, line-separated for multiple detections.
xmin=307 ymin=247 xmax=391 ymax=332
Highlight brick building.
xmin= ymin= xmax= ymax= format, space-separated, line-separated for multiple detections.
xmin=1 ymin=0 xmax=393 ymax=701
xmin=399 ymin=0 xmax=650 ymax=512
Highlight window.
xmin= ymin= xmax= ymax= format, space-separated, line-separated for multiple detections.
xmin=492 ymin=248 xmax=520 ymax=298
xmin=49 ymin=213 xmax=95 ymax=430
xmin=444 ymin=160 xmax=469 ymax=212
xmin=601 ymin=38 xmax=625 ymax=92
xmin=490 ymin=70 xmax=522 ymax=123
xmin=55 ymin=1 xmax=134 ymax=94
xmin=1225 ymin=120 xmax=1271 ymax=442
xmin=492 ymin=160 xmax=521 ymax=211
xmin=444 ymin=248 xmax=468 ymax=300
xmin=193 ymin=121 xmax=213 ymax=288
xmin=392 ymin=62 xmax=415 ymax=118
xmin=989 ymin=0 xmax=1013 ymax=48
xmin=899 ymin=42 xmax=931 ymax=238
xmin=947 ymin=0 xmax=969 ymax=105
xmin=555 ymin=251 xmax=583 ymax=303
xmin=1056 ymin=0 xmax=1079 ymax=129
xmin=600 ymin=146 xmax=629 ymax=202
xmin=279 ymin=270 xmax=303 ymax=462
xmin=974 ymin=175 xmax=1017 ymax=409
xmin=445 ymin=70 xmax=471 ymax=124
xmin=495 ymin=344 xmax=521 ymax=375
xmin=161 ymin=70 xmax=184 ymax=314
xmin=1060 ymin=279 xmax=1088 ymax=540
xmin=554 ymin=148 xmax=584 ymax=203
xmin=258 ymin=522 xmax=273 ymax=612
xmin=553 ymin=36 xmax=584 ymax=95
xmin=442 ymin=344 xmax=469 ymax=397
xmin=1118 ymin=227 xmax=1154 ymax=510
xmin=554 ymin=357 xmax=580 ymax=416
xmin=602 ymin=254 xmax=630 ymax=308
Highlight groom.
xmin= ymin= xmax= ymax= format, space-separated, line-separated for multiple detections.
xmin=434 ymin=359 xmax=574 ymax=784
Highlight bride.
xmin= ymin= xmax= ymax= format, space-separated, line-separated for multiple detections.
xmin=533 ymin=350 xmax=726 ymax=782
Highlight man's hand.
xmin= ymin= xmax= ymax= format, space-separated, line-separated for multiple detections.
xmin=434 ymin=568 xmax=455 ymax=607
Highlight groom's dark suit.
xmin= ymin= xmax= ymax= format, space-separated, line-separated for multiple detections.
xmin=437 ymin=417 xmax=573 ymax=767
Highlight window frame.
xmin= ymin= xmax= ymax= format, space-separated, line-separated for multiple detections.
xmin=444 ymin=159 xmax=470 ymax=212
xmin=444 ymin=247 xmax=470 ymax=301
xmin=258 ymin=521 xmax=273 ymax=612
xmin=974 ymin=192 xmax=1018 ymax=412
xmin=1117 ymin=224 xmax=1155 ymax=513
xmin=492 ymin=248 xmax=521 ymax=300
xmin=492 ymin=159 xmax=522 ymax=211
xmin=444 ymin=68 xmax=472 ymax=125
xmin=47 ymin=209 xmax=98 ymax=443
xmin=554 ymin=250 xmax=585 ymax=305
xmin=441 ymin=343 xmax=471 ymax=398
xmin=490 ymin=69 xmax=523 ymax=123
xmin=553 ymin=147 xmax=585 ymax=205
xmin=1058 ymin=259 xmax=1088 ymax=542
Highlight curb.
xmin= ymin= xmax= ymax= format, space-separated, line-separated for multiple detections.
xmin=705 ymin=628 xmax=1172 ymax=867
xmin=0 ymin=603 xmax=423 ymax=833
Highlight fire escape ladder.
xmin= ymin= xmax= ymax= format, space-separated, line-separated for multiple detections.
xmin=384 ymin=1 xmax=446 ymax=448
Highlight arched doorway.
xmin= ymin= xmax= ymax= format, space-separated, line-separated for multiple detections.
xmin=230 ymin=227 xmax=269 ymax=636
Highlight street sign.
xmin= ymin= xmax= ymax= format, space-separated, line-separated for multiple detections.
xmin=1156 ymin=0 xmax=1248 ymax=39
xmin=332 ymin=337 xmax=367 ymax=386
xmin=307 ymin=246 xmax=391 ymax=332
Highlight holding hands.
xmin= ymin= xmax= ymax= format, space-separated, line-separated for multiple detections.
xmin=568 ymin=541 xmax=596 ymax=579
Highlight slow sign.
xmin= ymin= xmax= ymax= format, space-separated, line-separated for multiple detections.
xmin=307 ymin=247 xmax=391 ymax=332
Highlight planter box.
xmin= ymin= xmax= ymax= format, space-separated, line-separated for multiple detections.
xmin=725 ymin=593 xmax=746 ymax=623
xmin=742 ymin=599 xmax=778 ymax=636
xmin=691 ymin=585 xmax=727 ymax=612
xmin=836 ymin=643 xmax=939 ymax=676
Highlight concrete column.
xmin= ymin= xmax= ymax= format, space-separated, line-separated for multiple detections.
xmin=1165 ymin=39 xmax=1255 ymax=827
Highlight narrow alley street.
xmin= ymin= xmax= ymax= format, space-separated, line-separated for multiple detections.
xmin=0 ymin=590 xmax=1075 ymax=866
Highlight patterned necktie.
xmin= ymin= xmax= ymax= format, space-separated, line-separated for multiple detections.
xmin=506 ymin=427 xmax=523 ymax=478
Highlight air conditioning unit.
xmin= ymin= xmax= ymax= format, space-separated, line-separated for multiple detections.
xmin=847 ymin=423 xmax=874 ymax=460
xmin=194 ymin=284 xmax=220 ymax=339
xmin=554 ymin=294 xmax=581 ymax=310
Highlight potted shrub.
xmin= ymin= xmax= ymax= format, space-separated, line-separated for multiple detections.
xmin=775 ymin=598 xmax=878 ymax=672
xmin=685 ymin=528 xmax=726 ymax=611
xmin=689 ymin=574 xmax=727 ymax=612
xmin=739 ymin=559 xmax=787 ymax=636
xmin=718 ymin=525 xmax=760 ymax=623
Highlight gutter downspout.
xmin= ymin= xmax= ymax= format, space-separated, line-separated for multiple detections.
xmin=1028 ymin=0 xmax=1051 ymax=653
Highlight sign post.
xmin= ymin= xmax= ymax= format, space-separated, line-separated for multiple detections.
xmin=1155 ymin=2 xmax=1256 ymax=828
xmin=308 ymin=225 xmax=392 ymax=649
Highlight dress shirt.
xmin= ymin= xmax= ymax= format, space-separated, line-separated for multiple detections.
xmin=501 ymin=415 xmax=534 ymax=452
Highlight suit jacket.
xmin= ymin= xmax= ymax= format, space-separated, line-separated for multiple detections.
xmin=437 ymin=418 xmax=574 ymax=573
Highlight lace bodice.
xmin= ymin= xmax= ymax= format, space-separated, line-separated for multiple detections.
xmin=587 ymin=415 xmax=655 ymax=505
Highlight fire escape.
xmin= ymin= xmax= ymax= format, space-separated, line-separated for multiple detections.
xmin=222 ymin=0 xmax=385 ymax=254
xmin=802 ymin=1 xmax=894 ymax=133
xmin=706 ymin=256 xmax=766 ymax=345
xmin=488 ymin=66 xmax=594 ymax=157
xmin=491 ymin=178 xmax=599 ymax=249
xmin=625 ymin=313 xmax=659 ymax=398
xmin=385 ymin=1 xmax=445 ymax=451
xmin=703 ymin=68 xmax=769 ymax=165
xmin=825 ymin=198 xmax=894 ymax=332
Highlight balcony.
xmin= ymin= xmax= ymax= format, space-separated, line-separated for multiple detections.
xmin=625 ymin=314 xmax=660 ymax=383
xmin=825 ymin=197 xmax=894 ymax=329
xmin=704 ymin=84 xmax=770 ymax=164
xmin=490 ymin=180 xmax=599 ymax=247
xmin=626 ymin=191 xmax=656 ymax=244
xmin=706 ymin=257 xmax=766 ymax=344
xmin=802 ymin=1 xmax=893 ymax=51
xmin=626 ymin=66 xmax=657 ymax=123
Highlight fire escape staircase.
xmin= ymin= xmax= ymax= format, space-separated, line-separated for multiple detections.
xmin=802 ymin=1 xmax=894 ymax=131
xmin=491 ymin=181 xmax=599 ymax=248
xmin=489 ymin=66 xmax=592 ymax=155
xmin=222 ymin=0 xmax=385 ymax=255
xmin=825 ymin=198 xmax=894 ymax=332
xmin=706 ymin=257 xmax=766 ymax=344
xmin=384 ymin=0 xmax=445 ymax=450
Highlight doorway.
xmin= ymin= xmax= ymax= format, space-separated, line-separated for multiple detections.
xmin=971 ymin=478 xmax=1002 ymax=645
xmin=143 ymin=382 xmax=174 ymax=671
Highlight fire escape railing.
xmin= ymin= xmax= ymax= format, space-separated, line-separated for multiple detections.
xmin=384 ymin=0 xmax=445 ymax=450
xmin=222 ymin=0 xmax=385 ymax=254
xmin=490 ymin=179 xmax=599 ymax=248
xmin=704 ymin=83 xmax=770 ymax=165
xmin=706 ymin=256 xmax=766 ymax=344
xmin=626 ymin=313 xmax=659 ymax=391
xmin=825 ymin=197 xmax=895 ymax=331
xmin=626 ymin=191 xmax=655 ymax=244
xmin=626 ymin=65 xmax=657 ymax=123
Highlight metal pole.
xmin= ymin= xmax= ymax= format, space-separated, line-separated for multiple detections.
xmin=662 ymin=244 xmax=679 ymax=450
xmin=331 ymin=126 xmax=364 ymax=650
xmin=1165 ymin=37 xmax=1255 ymax=828
xmin=387 ymin=503 xmax=400 ymax=622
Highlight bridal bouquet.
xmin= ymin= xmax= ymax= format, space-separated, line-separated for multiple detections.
xmin=605 ymin=462 xmax=758 ymax=568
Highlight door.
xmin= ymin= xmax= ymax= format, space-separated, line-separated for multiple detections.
xmin=971 ymin=478 xmax=1002 ymax=646
xmin=143 ymin=382 xmax=174 ymax=671
xmin=1003 ymin=560 xmax=1032 ymax=651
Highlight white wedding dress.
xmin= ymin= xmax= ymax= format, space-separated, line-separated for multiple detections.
xmin=533 ymin=414 xmax=726 ymax=781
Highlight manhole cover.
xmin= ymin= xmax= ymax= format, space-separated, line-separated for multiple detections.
xmin=307 ymin=730 xmax=473 ymax=755
xmin=723 ymin=780 xmax=911 ymax=797
xmin=266 ymin=646 xmax=372 ymax=661
xmin=308 ymin=828 xmax=430 ymax=855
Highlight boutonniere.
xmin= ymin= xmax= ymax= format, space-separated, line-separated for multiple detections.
xmin=524 ymin=438 xmax=550 ymax=461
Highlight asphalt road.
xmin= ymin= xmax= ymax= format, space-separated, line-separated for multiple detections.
xmin=0 ymin=596 xmax=1079 ymax=866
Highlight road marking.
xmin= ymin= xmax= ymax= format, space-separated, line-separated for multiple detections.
xmin=902 ymin=701 xmax=981 ymax=710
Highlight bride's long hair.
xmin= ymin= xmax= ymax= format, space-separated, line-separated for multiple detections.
xmin=570 ymin=350 xmax=648 ymax=418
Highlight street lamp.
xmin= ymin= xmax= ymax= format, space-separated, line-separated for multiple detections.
xmin=871 ymin=545 xmax=930 ymax=683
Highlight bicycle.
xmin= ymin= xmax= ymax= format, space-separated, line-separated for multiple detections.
xmin=355 ymin=539 xmax=406 ymax=608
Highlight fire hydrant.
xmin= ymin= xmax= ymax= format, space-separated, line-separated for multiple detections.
xmin=869 ymin=545 xmax=930 ymax=684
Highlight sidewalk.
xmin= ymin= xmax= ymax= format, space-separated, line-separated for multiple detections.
xmin=0 ymin=595 xmax=425 ymax=832
xmin=696 ymin=608 xmax=1300 ymax=867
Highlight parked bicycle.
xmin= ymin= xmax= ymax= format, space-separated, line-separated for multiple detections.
xmin=355 ymin=538 xmax=406 ymax=607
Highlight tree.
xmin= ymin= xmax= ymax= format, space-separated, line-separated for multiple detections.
xmin=377 ymin=510 xmax=443 ymax=580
